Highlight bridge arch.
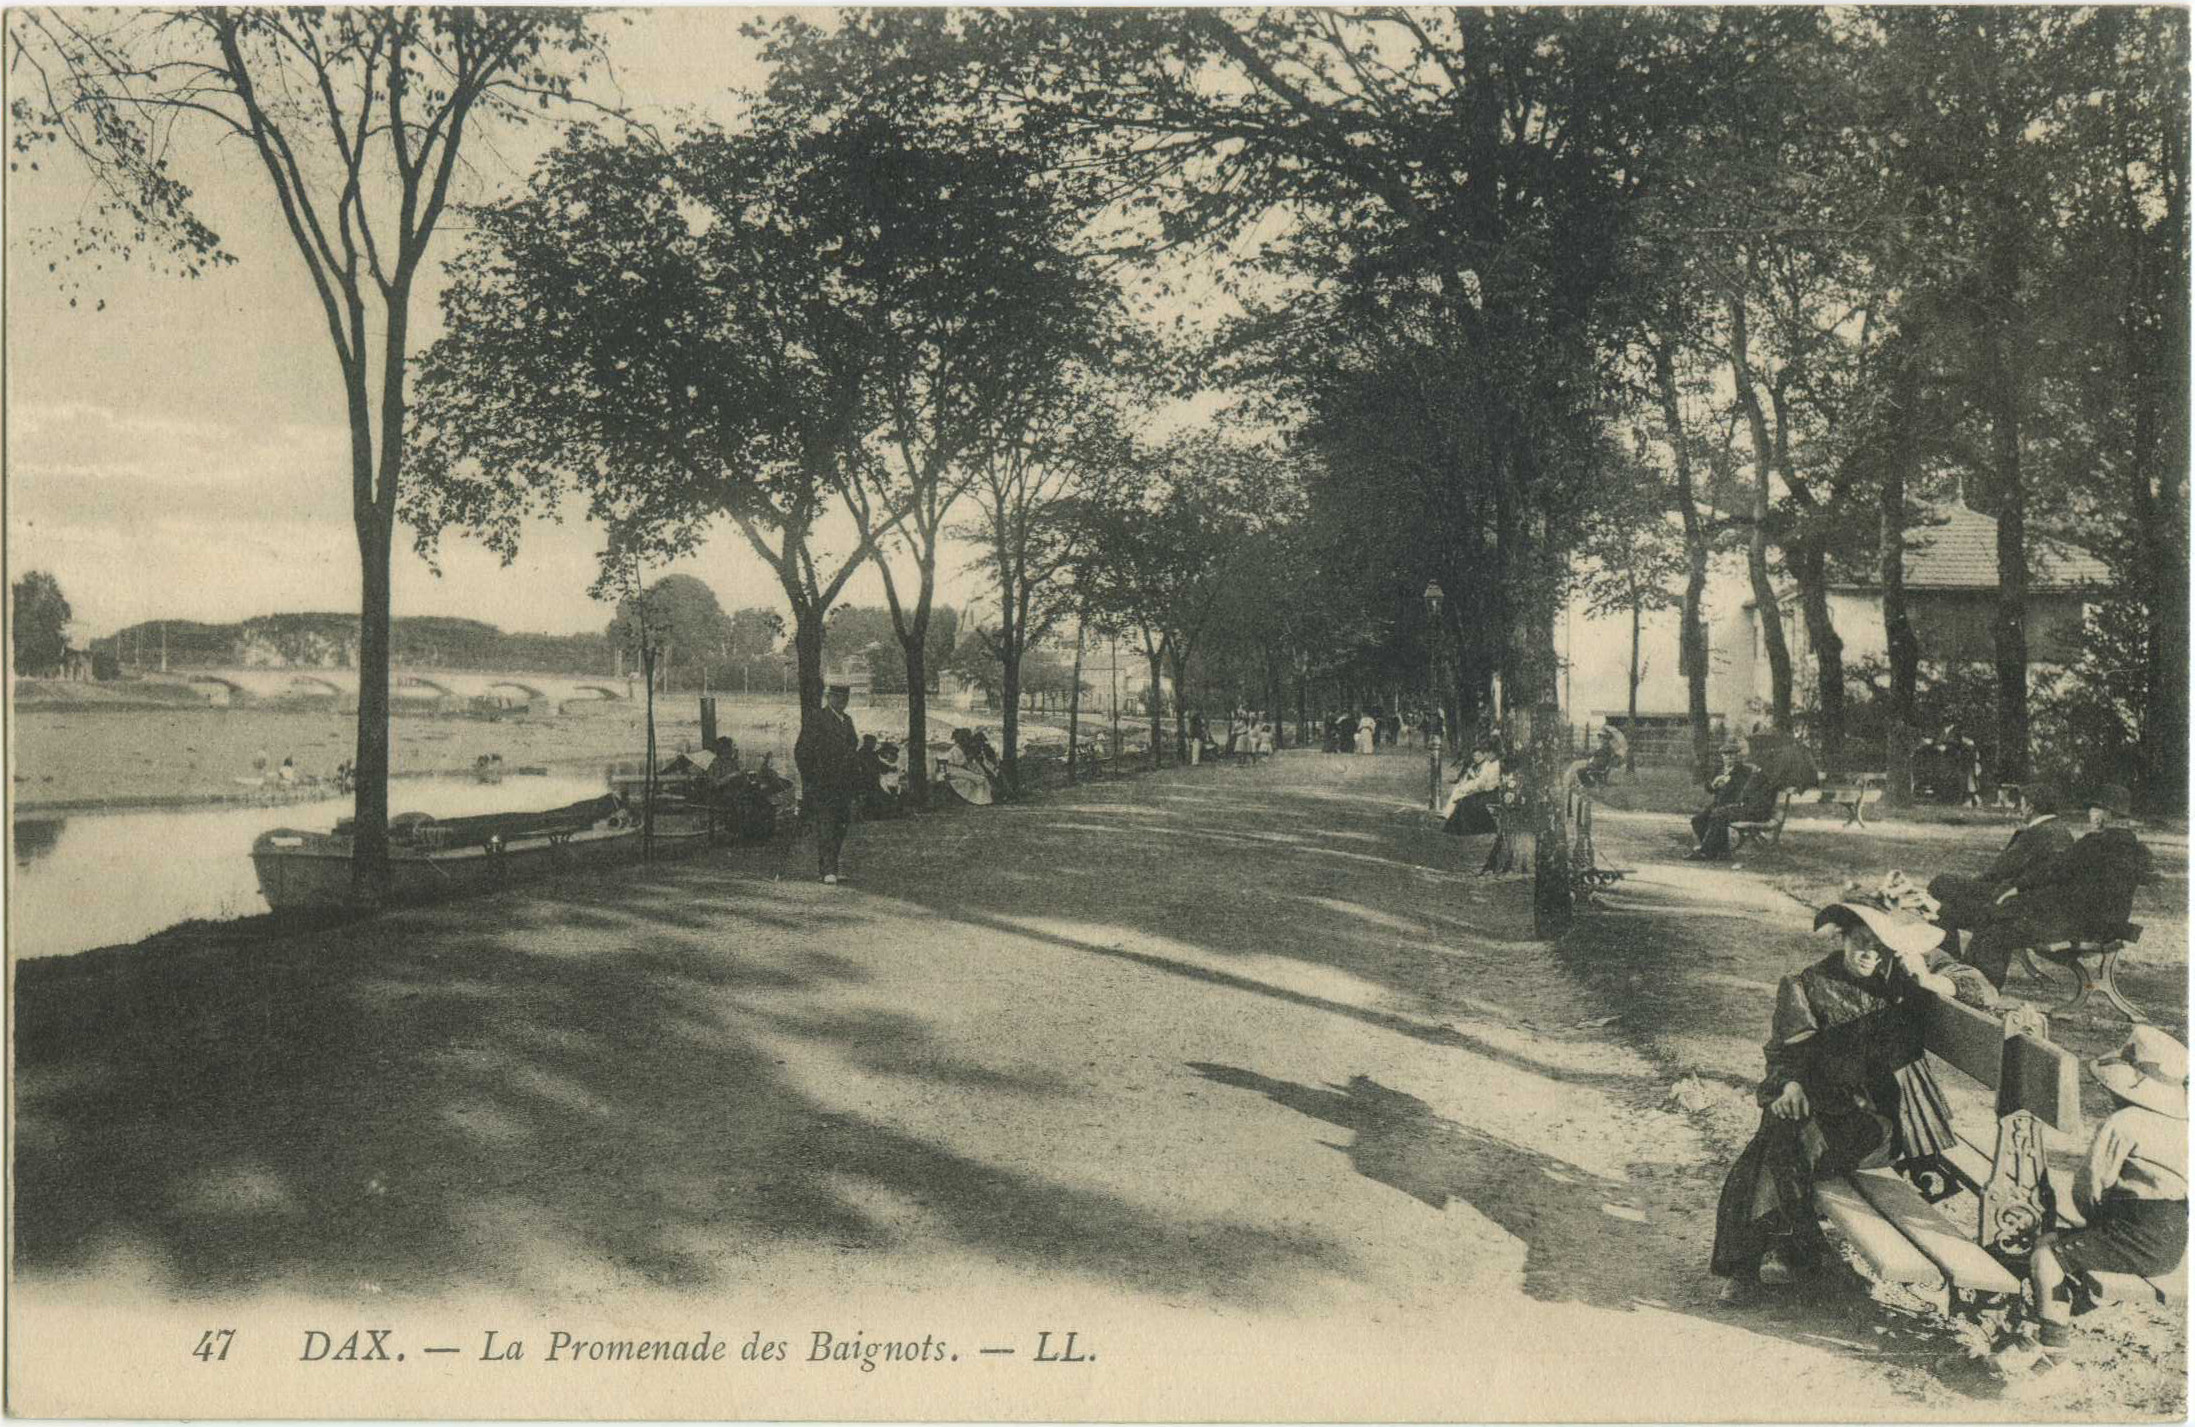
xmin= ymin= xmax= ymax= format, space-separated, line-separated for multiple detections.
xmin=486 ymin=680 xmax=547 ymax=703
xmin=185 ymin=673 xmax=252 ymax=704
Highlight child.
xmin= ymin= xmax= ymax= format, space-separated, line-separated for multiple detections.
xmin=2025 ymin=1026 xmax=2188 ymax=1362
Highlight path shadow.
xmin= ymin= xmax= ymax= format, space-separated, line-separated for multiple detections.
xmin=1189 ymin=1066 xmax=2007 ymax=1395
xmin=14 ymin=877 xmax=1343 ymax=1305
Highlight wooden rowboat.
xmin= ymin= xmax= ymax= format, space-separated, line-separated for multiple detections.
xmin=250 ymin=793 xmax=707 ymax=910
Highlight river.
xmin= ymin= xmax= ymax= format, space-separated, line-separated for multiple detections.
xmin=9 ymin=772 xmax=611 ymax=960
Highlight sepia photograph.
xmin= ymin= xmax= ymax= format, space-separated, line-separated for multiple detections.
xmin=5 ymin=5 xmax=2189 ymax=1420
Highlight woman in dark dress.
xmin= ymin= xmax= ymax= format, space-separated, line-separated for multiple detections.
xmin=1712 ymin=896 xmax=1999 ymax=1293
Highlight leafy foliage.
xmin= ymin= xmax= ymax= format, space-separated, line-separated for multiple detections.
xmin=10 ymin=571 xmax=72 ymax=675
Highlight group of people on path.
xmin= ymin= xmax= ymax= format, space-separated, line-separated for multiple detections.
xmin=1186 ymin=710 xmax=1275 ymax=764
xmin=1323 ymin=708 xmax=1400 ymax=754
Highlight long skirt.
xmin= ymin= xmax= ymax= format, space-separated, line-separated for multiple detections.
xmin=1444 ymin=792 xmax=1499 ymax=836
xmin=1711 ymin=1105 xmax=1890 ymax=1278
xmin=2055 ymin=1193 xmax=2189 ymax=1280
xmin=1355 ymin=728 xmax=1374 ymax=755
xmin=1710 ymin=1059 xmax=1958 ymax=1278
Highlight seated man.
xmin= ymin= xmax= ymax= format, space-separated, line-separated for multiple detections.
xmin=1688 ymin=740 xmax=1776 ymax=862
xmin=1964 ymin=784 xmax=2154 ymax=988
xmin=1927 ymin=781 xmax=2073 ymax=960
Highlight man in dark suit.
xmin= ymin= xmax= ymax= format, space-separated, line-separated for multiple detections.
xmin=1927 ymin=782 xmax=2075 ymax=961
xmin=1687 ymin=740 xmax=1775 ymax=861
xmin=794 ymin=682 xmax=863 ymax=885
xmin=1963 ymin=784 xmax=2154 ymax=988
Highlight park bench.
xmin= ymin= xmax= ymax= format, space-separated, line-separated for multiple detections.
xmin=1811 ymin=996 xmax=2082 ymax=1314
xmin=1731 ymin=777 xmax=1890 ymax=852
xmin=1729 ymin=788 xmax=1800 ymax=851
xmin=2016 ymin=924 xmax=2151 ymax=1025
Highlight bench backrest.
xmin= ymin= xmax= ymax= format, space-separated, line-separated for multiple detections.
xmin=1925 ymin=994 xmax=2083 ymax=1133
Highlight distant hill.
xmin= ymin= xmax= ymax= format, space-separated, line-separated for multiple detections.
xmin=109 ymin=614 xmax=614 ymax=677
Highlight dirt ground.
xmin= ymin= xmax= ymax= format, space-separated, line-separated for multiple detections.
xmin=9 ymin=750 xmax=2185 ymax=1419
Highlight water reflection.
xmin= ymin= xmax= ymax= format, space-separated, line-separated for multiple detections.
xmin=12 ymin=818 xmax=64 ymax=869
xmin=7 ymin=773 xmax=609 ymax=961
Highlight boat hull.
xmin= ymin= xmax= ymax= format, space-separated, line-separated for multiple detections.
xmin=251 ymin=820 xmax=708 ymax=911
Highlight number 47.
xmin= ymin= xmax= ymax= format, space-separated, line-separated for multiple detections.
xmin=193 ymin=1330 xmax=235 ymax=1362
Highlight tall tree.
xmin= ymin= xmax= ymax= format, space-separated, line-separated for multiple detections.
xmin=405 ymin=122 xmax=886 ymax=773
xmin=753 ymin=17 xmax=1112 ymax=806
xmin=9 ymin=571 xmax=71 ymax=676
xmin=12 ymin=8 xmax=612 ymax=894
xmin=960 ymin=369 xmax=1140 ymax=790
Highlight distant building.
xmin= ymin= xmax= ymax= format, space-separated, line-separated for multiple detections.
xmin=1561 ymin=499 xmax=2112 ymax=737
xmin=1711 ymin=499 xmax=2108 ymax=731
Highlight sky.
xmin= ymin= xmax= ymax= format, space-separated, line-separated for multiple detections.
xmin=4 ymin=8 xmax=1013 ymax=640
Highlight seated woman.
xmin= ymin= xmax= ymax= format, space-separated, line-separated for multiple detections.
xmin=1441 ymin=739 xmax=1504 ymax=836
xmin=856 ymin=734 xmax=900 ymax=816
xmin=938 ymin=727 xmax=1001 ymax=807
xmin=1579 ymin=725 xmax=1627 ymax=789
xmin=1712 ymin=893 xmax=1998 ymax=1297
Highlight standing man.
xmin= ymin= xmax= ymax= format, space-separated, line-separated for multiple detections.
xmin=795 ymin=681 xmax=863 ymax=886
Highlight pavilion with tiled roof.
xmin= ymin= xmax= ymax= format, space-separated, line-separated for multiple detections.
xmin=1836 ymin=499 xmax=2112 ymax=592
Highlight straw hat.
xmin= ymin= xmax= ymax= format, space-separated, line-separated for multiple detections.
xmin=2090 ymin=1025 xmax=2188 ymax=1120
xmin=1812 ymin=896 xmax=1947 ymax=959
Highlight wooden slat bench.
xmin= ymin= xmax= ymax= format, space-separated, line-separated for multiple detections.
xmin=1730 ymin=779 xmax=1889 ymax=852
xmin=1811 ymin=997 xmax=2083 ymax=1312
xmin=1730 ymin=788 xmax=1805 ymax=851
xmin=1824 ymin=774 xmax=1888 ymax=827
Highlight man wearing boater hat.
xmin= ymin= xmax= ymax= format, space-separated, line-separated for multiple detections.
xmin=2019 ymin=1025 xmax=2187 ymax=1371
xmin=794 ymin=681 xmax=864 ymax=885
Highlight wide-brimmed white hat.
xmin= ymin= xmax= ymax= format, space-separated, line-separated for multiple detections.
xmin=2091 ymin=1025 xmax=2188 ymax=1119
xmin=1812 ymin=900 xmax=1946 ymax=959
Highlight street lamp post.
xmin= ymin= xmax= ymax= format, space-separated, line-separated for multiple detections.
xmin=1424 ymin=580 xmax=1445 ymax=812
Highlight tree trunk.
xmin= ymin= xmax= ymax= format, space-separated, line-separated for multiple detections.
xmin=1627 ymin=595 xmax=1642 ymax=770
xmin=1881 ymin=345 xmax=1924 ymax=806
xmin=641 ymin=641 xmax=658 ymax=862
xmin=1000 ymin=638 xmax=1023 ymax=795
xmin=1145 ymin=643 xmax=1165 ymax=769
xmin=1978 ymin=223 xmax=2031 ymax=785
xmin=1067 ymin=622 xmax=1085 ymax=782
xmin=2135 ymin=96 xmax=2190 ymax=814
xmin=1793 ymin=539 xmax=1846 ymax=766
xmin=1166 ymin=642 xmax=1190 ymax=761
xmin=1727 ymin=292 xmax=1793 ymax=732
xmin=791 ymin=612 xmax=825 ymax=727
xmin=901 ymin=633 xmax=929 ymax=803
xmin=350 ymin=513 xmax=393 ymax=898
xmin=1654 ymin=338 xmax=1717 ymax=781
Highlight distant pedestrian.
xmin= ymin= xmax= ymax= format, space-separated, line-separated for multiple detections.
xmin=794 ymin=682 xmax=863 ymax=885
xmin=1355 ymin=710 xmax=1376 ymax=755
